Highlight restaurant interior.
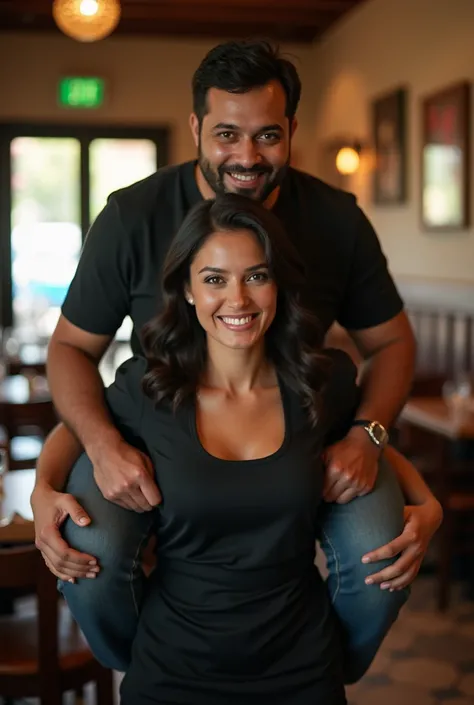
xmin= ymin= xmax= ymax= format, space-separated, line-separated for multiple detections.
xmin=0 ymin=0 xmax=473 ymax=703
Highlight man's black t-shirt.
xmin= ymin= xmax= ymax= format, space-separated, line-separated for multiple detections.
xmin=61 ymin=161 xmax=403 ymax=352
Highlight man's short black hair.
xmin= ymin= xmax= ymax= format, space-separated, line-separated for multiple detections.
xmin=192 ymin=39 xmax=302 ymax=125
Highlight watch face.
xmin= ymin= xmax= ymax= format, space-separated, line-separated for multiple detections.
xmin=370 ymin=422 xmax=388 ymax=446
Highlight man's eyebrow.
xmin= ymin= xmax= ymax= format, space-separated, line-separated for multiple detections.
xmin=212 ymin=123 xmax=284 ymax=133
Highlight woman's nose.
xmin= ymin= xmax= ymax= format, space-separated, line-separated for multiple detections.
xmin=227 ymin=282 xmax=249 ymax=309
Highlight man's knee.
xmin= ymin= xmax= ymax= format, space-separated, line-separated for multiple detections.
xmin=62 ymin=515 xmax=132 ymax=570
xmin=338 ymin=457 xmax=405 ymax=560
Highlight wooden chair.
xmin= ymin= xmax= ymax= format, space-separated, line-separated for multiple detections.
xmin=431 ymin=450 xmax=474 ymax=611
xmin=0 ymin=399 xmax=57 ymax=470
xmin=0 ymin=544 xmax=114 ymax=705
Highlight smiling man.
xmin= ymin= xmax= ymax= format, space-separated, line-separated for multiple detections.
xmin=32 ymin=39 xmax=426 ymax=685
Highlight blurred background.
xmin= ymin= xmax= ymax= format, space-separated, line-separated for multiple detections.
xmin=0 ymin=1 xmax=473 ymax=703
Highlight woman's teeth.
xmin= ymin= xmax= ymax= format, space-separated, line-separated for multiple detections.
xmin=221 ymin=315 xmax=254 ymax=326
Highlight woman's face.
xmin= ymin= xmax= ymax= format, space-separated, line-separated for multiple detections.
xmin=187 ymin=228 xmax=277 ymax=351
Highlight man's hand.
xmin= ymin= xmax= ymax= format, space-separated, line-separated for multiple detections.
xmin=323 ymin=427 xmax=380 ymax=504
xmin=361 ymin=500 xmax=443 ymax=590
xmin=90 ymin=436 xmax=161 ymax=512
xmin=31 ymin=484 xmax=99 ymax=583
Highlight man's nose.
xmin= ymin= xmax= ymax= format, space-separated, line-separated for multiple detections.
xmin=234 ymin=137 xmax=261 ymax=169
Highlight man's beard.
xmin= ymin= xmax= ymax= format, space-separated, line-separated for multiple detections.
xmin=198 ymin=143 xmax=290 ymax=203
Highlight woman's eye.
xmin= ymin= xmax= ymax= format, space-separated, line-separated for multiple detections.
xmin=205 ymin=276 xmax=224 ymax=285
xmin=248 ymin=272 xmax=269 ymax=282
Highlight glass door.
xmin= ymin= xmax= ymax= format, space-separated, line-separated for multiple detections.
xmin=10 ymin=136 xmax=82 ymax=342
xmin=89 ymin=138 xmax=157 ymax=222
xmin=0 ymin=124 xmax=168 ymax=355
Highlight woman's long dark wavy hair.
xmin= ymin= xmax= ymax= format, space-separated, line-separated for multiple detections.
xmin=142 ymin=193 xmax=331 ymax=428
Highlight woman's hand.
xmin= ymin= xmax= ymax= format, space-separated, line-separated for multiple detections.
xmin=361 ymin=499 xmax=443 ymax=590
xmin=31 ymin=483 xmax=100 ymax=583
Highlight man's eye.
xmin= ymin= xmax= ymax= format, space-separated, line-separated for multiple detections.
xmin=260 ymin=133 xmax=280 ymax=142
xmin=217 ymin=132 xmax=234 ymax=140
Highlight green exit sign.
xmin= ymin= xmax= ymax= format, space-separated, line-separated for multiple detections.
xmin=59 ymin=77 xmax=105 ymax=108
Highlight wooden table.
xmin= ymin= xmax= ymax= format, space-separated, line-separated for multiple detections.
xmin=400 ymin=397 xmax=474 ymax=441
xmin=0 ymin=468 xmax=35 ymax=544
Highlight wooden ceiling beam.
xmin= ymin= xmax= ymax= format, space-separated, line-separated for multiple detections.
xmin=0 ymin=0 xmax=358 ymax=12
xmin=0 ymin=0 xmax=365 ymax=42
xmin=119 ymin=6 xmax=332 ymax=25
xmin=0 ymin=2 xmax=335 ymax=25
xmin=131 ymin=0 xmax=357 ymax=9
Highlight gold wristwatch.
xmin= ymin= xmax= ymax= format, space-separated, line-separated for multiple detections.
xmin=351 ymin=420 xmax=389 ymax=449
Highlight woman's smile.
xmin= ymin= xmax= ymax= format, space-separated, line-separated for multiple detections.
xmin=215 ymin=312 xmax=260 ymax=331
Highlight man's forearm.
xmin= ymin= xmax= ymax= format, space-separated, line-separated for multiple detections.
xmin=34 ymin=423 xmax=83 ymax=492
xmin=355 ymin=338 xmax=415 ymax=429
xmin=47 ymin=341 xmax=121 ymax=456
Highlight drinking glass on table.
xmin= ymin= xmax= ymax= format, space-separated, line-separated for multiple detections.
xmin=0 ymin=447 xmax=8 ymax=498
xmin=442 ymin=374 xmax=474 ymax=419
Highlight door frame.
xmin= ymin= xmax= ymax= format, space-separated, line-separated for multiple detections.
xmin=0 ymin=122 xmax=169 ymax=328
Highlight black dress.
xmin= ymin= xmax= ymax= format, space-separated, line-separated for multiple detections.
xmin=105 ymin=351 xmax=358 ymax=705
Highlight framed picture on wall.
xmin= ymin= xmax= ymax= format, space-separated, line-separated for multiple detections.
xmin=372 ymin=87 xmax=407 ymax=205
xmin=421 ymin=81 xmax=470 ymax=230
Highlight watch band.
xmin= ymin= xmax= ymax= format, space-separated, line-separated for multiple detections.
xmin=351 ymin=419 xmax=373 ymax=429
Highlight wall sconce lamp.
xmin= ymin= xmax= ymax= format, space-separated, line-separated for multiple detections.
xmin=335 ymin=143 xmax=362 ymax=176
xmin=52 ymin=0 xmax=121 ymax=42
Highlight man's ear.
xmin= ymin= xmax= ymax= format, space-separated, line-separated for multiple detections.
xmin=189 ymin=113 xmax=200 ymax=148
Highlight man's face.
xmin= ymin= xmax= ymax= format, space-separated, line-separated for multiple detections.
xmin=190 ymin=81 xmax=296 ymax=204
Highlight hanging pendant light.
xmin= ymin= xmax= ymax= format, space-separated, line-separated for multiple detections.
xmin=53 ymin=0 xmax=121 ymax=43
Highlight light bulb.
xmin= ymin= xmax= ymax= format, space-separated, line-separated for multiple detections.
xmin=335 ymin=147 xmax=360 ymax=175
xmin=80 ymin=0 xmax=99 ymax=16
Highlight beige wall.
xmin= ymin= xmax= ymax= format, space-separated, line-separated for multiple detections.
xmin=2 ymin=3 xmax=473 ymax=282
xmin=308 ymin=0 xmax=474 ymax=282
xmin=0 ymin=33 xmax=314 ymax=168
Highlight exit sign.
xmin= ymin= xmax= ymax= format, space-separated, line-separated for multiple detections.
xmin=59 ymin=77 xmax=105 ymax=108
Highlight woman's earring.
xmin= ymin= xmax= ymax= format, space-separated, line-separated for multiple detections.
xmin=187 ymin=297 xmax=194 ymax=305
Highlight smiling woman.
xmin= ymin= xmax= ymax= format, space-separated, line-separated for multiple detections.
xmin=188 ymin=230 xmax=277 ymax=349
xmin=141 ymin=193 xmax=329 ymax=427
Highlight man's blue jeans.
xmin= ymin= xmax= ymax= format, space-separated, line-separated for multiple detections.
xmin=61 ymin=455 xmax=409 ymax=683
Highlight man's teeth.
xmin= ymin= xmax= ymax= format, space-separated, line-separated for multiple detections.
xmin=221 ymin=315 xmax=254 ymax=326
xmin=230 ymin=173 xmax=260 ymax=182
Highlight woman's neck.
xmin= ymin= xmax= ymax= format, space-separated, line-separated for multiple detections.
xmin=202 ymin=339 xmax=276 ymax=394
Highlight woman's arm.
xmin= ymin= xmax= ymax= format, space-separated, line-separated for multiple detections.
xmin=31 ymin=423 xmax=98 ymax=583
xmin=33 ymin=422 xmax=83 ymax=492
xmin=362 ymin=446 xmax=443 ymax=590
xmin=383 ymin=445 xmax=440 ymax=508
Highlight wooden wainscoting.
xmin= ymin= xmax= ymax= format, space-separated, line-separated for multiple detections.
xmin=324 ymin=277 xmax=473 ymax=385
xmin=397 ymin=278 xmax=474 ymax=379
